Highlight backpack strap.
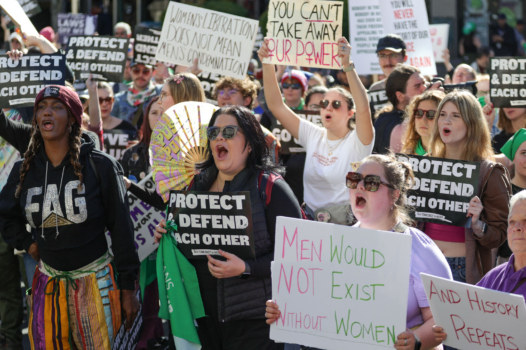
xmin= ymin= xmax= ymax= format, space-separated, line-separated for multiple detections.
xmin=511 ymin=278 xmax=526 ymax=293
xmin=258 ymin=170 xmax=308 ymax=220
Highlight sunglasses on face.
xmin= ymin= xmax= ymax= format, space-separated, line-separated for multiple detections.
xmin=413 ymin=109 xmax=436 ymax=120
xmin=282 ymin=83 xmax=302 ymax=90
xmin=319 ymin=100 xmax=342 ymax=110
xmin=99 ymin=97 xmax=114 ymax=104
xmin=207 ymin=125 xmax=241 ymax=141
xmin=377 ymin=53 xmax=402 ymax=59
xmin=217 ymin=89 xmax=239 ymax=98
xmin=131 ymin=67 xmax=151 ymax=75
xmin=346 ymin=172 xmax=394 ymax=192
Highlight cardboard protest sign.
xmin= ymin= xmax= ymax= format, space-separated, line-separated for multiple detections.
xmin=264 ymin=0 xmax=343 ymax=69
xmin=0 ymin=0 xmax=38 ymax=36
xmin=270 ymin=217 xmax=411 ymax=349
xmin=270 ymin=110 xmax=322 ymax=153
xmin=103 ymin=129 xmax=137 ymax=161
xmin=58 ymin=13 xmax=98 ymax=45
xmin=134 ymin=25 xmax=161 ymax=66
xmin=429 ymin=24 xmax=449 ymax=63
xmin=489 ymin=57 xmax=526 ymax=107
xmin=167 ymin=190 xmax=255 ymax=260
xmin=197 ymin=71 xmax=223 ymax=99
xmin=421 ymin=274 xmax=526 ymax=350
xmin=156 ymin=1 xmax=258 ymax=79
xmin=66 ymin=36 xmax=130 ymax=82
xmin=397 ymin=154 xmax=480 ymax=226
xmin=380 ymin=0 xmax=437 ymax=75
xmin=0 ymin=53 xmax=66 ymax=108
xmin=348 ymin=0 xmax=384 ymax=75
xmin=127 ymin=173 xmax=164 ymax=261
xmin=368 ymin=89 xmax=389 ymax=115
xmin=3 ymin=0 xmax=41 ymax=27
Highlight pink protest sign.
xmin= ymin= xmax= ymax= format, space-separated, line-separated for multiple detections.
xmin=263 ymin=0 xmax=343 ymax=69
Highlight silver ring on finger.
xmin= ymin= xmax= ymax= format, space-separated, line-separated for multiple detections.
xmin=404 ymin=339 xmax=408 ymax=346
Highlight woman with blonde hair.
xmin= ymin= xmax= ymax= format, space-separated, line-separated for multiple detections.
xmin=425 ymin=90 xmax=511 ymax=285
xmin=401 ymin=90 xmax=446 ymax=155
xmin=158 ymin=72 xmax=206 ymax=110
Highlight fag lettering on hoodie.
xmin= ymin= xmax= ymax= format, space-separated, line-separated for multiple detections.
xmin=25 ymin=180 xmax=88 ymax=228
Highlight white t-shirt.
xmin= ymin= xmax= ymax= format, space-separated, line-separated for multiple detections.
xmin=298 ymin=118 xmax=374 ymax=211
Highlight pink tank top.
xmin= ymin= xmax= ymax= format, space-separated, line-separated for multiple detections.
xmin=425 ymin=223 xmax=465 ymax=243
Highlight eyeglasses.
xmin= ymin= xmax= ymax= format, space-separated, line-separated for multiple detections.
xmin=413 ymin=109 xmax=436 ymax=120
xmin=207 ymin=125 xmax=241 ymax=140
xmin=217 ymin=89 xmax=240 ymax=98
xmin=131 ymin=67 xmax=151 ymax=75
xmin=346 ymin=172 xmax=394 ymax=192
xmin=377 ymin=53 xmax=402 ymax=59
xmin=282 ymin=83 xmax=302 ymax=90
xmin=319 ymin=100 xmax=342 ymax=110
xmin=308 ymin=104 xmax=321 ymax=111
xmin=99 ymin=97 xmax=114 ymax=104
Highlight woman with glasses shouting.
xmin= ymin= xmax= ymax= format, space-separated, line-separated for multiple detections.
xmin=267 ymin=153 xmax=452 ymax=350
xmin=258 ymin=37 xmax=374 ymax=224
xmin=401 ymin=91 xmax=446 ymax=155
xmin=97 ymin=82 xmax=136 ymax=132
xmin=155 ymin=105 xmax=303 ymax=349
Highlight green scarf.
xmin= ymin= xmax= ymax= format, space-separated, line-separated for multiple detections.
xmin=157 ymin=221 xmax=205 ymax=349
xmin=139 ymin=252 xmax=157 ymax=301
xmin=127 ymin=82 xmax=156 ymax=107
xmin=284 ymin=98 xmax=305 ymax=110
xmin=501 ymin=128 xmax=526 ymax=161
xmin=415 ymin=139 xmax=427 ymax=156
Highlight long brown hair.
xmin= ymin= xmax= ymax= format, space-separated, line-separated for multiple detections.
xmin=498 ymin=108 xmax=526 ymax=134
xmin=428 ymin=90 xmax=494 ymax=161
xmin=401 ymin=90 xmax=446 ymax=154
xmin=15 ymin=110 xmax=84 ymax=197
xmin=139 ymin=96 xmax=159 ymax=146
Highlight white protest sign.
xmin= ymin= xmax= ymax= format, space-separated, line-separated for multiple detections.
xmin=264 ymin=0 xmax=343 ymax=69
xmin=349 ymin=0 xmax=384 ymax=75
xmin=270 ymin=217 xmax=412 ymax=350
xmin=421 ymin=274 xmax=526 ymax=350
xmin=0 ymin=0 xmax=38 ymax=36
xmin=106 ymin=173 xmax=163 ymax=261
xmin=380 ymin=0 xmax=436 ymax=75
xmin=429 ymin=24 xmax=449 ymax=63
xmin=156 ymin=1 xmax=258 ymax=80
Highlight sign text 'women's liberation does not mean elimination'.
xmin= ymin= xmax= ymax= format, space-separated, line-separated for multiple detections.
xmin=264 ymin=0 xmax=343 ymax=69
xmin=156 ymin=1 xmax=259 ymax=80
xmin=271 ymin=217 xmax=412 ymax=350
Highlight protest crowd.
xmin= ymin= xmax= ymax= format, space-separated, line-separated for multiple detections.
xmin=1 ymin=1 xmax=526 ymax=350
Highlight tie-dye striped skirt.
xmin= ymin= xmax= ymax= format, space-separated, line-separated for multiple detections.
xmin=28 ymin=254 xmax=122 ymax=350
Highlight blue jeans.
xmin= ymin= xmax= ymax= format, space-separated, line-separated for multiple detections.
xmin=446 ymin=257 xmax=466 ymax=283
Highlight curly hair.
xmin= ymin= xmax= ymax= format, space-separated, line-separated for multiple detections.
xmin=429 ymin=90 xmax=495 ymax=162
xmin=15 ymin=110 xmax=84 ymax=198
xmin=358 ymin=153 xmax=415 ymax=225
xmin=401 ymin=90 xmax=446 ymax=154
xmin=212 ymin=76 xmax=258 ymax=109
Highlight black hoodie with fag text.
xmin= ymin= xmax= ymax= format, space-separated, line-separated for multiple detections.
xmin=0 ymin=133 xmax=139 ymax=289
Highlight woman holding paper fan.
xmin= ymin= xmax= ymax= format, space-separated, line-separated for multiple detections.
xmin=258 ymin=37 xmax=375 ymax=224
xmin=267 ymin=153 xmax=452 ymax=350
xmin=155 ymin=105 xmax=303 ymax=349
xmin=0 ymin=85 xmax=140 ymax=349
xmin=158 ymin=72 xmax=206 ymax=111
xmin=401 ymin=91 xmax=446 ymax=156
xmin=425 ymin=90 xmax=512 ymax=284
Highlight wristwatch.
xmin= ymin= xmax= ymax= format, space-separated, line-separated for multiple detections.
xmin=239 ymin=261 xmax=251 ymax=279
xmin=474 ymin=222 xmax=488 ymax=238
xmin=343 ymin=62 xmax=355 ymax=72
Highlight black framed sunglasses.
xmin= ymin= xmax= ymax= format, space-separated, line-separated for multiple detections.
xmin=346 ymin=172 xmax=394 ymax=192
xmin=207 ymin=125 xmax=241 ymax=140
xmin=319 ymin=100 xmax=342 ymax=110
xmin=414 ymin=109 xmax=436 ymax=120
xmin=282 ymin=83 xmax=302 ymax=90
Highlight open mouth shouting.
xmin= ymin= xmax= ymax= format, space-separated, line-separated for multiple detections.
xmin=442 ymin=127 xmax=451 ymax=137
xmin=355 ymin=193 xmax=367 ymax=209
xmin=215 ymin=144 xmax=229 ymax=161
xmin=41 ymin=119 xmax=54 ymax=131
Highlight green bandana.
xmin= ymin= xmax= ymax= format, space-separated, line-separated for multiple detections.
xmin=284 ymin=98 xmax=305 ymax=110
xmin=415 ymin=139 xmax=427 ymax=156
xmin=501 ymin=128 xmax=526 ymax=161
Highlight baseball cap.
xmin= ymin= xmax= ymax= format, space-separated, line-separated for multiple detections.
xmin=376 ymin=34 xmax=406 ymax=53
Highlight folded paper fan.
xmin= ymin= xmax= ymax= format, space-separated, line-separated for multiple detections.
xmin=150 ymin=101 xmax=218 ymax=201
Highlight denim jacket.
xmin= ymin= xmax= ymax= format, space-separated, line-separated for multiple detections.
xmin=111 ymin=85 xmax=162 ymax=124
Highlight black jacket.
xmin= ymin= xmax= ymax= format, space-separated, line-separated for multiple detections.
xmin=490 ymin=23 xmax=517 ymax=56
xmin=191 ymin=166 xmax=302 ymax=321
xmin=121 ymin=141 xmax=150 ymax=182
xmin=373 ymin=109 xmax=405 ymax=154
xmin=0 ymin=134 xmax=139 ymax=289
